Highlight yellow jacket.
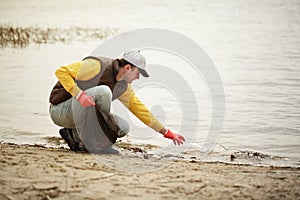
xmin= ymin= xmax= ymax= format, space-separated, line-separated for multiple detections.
xmin=55 ymin=58 xmax=163 ymax=132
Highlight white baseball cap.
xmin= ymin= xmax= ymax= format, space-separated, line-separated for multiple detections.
xmin=122 ymin=50 xmax=149 ymax=77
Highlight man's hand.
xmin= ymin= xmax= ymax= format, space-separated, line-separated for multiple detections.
xmin=76 ymin=91 xmax=95 ymax=107
xmin=164 ymin=129 xmax=185 ymax=145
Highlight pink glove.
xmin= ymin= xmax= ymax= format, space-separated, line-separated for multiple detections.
xmin=164 ymin=129 xmax=185 ymax=145
xmin=76 ymin=91 xmax=95 ymax=107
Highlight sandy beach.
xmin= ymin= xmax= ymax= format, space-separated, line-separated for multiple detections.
xmin=0 ymin=143 xmax=299 ymax=200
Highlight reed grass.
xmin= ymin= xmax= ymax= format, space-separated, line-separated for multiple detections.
xmin=0 ymin=25 xmax=118 ymax=48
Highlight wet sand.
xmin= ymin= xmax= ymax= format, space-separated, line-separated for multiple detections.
xmin=0 ymin=143 xmax=299 ymax=200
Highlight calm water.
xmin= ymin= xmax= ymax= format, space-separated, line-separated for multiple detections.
xmin=0 ymin=0 xmax=299 ymax=167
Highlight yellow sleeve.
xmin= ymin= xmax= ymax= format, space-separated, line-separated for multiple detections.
xmin=55 ymin=59 xmax=101 ymax=97
xmin=75 ymin=58 xmax=101 ymax=81
xmin=118 ymin=84 xmax=164 ymax=132
xmin=55 ymin=61 xmax=82 ymax=97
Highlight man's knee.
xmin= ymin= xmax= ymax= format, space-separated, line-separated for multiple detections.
xmin=97 ymin=86 xmax=112 ymax=104
xmin=86 ymin=85 xmax=112 ymax=113
xmin=97 ymin=85 xmax=112 ymax=99
xmin=86 ymin=85 xmax=112 ymax=100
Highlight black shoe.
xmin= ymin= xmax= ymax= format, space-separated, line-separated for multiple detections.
xmin=59 ymin=128 xmax=79 ymax=151
xmin=78 ymin=142 xmax=88 ymax=152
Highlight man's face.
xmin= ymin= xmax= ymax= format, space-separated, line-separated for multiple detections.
xmin=123 ymin=64 xmax=140 ymax=83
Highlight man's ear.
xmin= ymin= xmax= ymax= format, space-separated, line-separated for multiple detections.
xmin=124 ymin=64 xmax=131 ymax=71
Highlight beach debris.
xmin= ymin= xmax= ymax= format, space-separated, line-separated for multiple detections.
xmin=143 ymin=154 xmax=149 ymax=159
xmin=32 ymin=144 xmax=47 ymax=148
xmin=218 ymin=144 xmax=275 ymax=162
xmin=230 ymin=150 xmax=271 ymax=161
xmin=115 ymin=141 xmax=160 ymax=159
xmin=43 ymin=136 xmax=65 ymax=146
xmin=115 ymin=141 xmax=159 ymax=152
xmin=230 ymin=154 xmax=236 ymax=161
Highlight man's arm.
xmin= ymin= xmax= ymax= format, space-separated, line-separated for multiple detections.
xmin=55 ymin=61 xmax=82 ymax=97
xmin=118 ymin=85 xmax=185 ymax=145
xmin=55 ymin=59 xmax=101 ymax=107
xmin=118 ymin=84 xmax=164 ymax=132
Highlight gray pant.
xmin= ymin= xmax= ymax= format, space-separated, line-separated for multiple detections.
xmin=49 ymin=85 xmax=129 ymax=145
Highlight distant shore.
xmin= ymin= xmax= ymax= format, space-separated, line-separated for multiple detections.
xmin=0 ymin=143 xmax=299 ymax=200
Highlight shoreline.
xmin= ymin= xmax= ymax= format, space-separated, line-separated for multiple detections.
xmin=5 ymin=136 xmax=300 ymax=169
xmin=1 ymin=143 xmax=299 ymax=200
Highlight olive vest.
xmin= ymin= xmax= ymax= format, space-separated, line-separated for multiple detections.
xmin=49 ymin=56 xmax=128 ymax=105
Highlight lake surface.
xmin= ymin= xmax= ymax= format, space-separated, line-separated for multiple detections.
xmin=0 ymin=0 xmax=299 ymax=167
